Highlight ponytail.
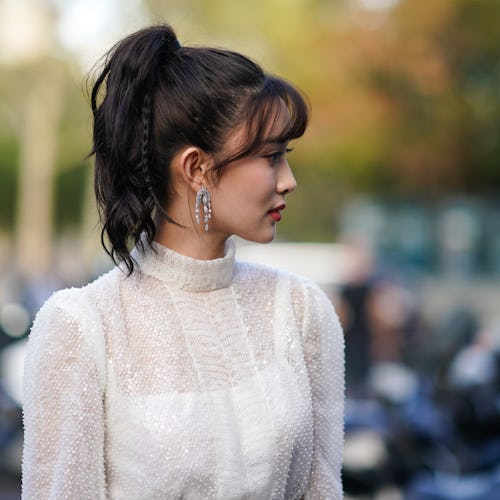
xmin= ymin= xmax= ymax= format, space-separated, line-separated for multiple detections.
xmin=91 ymin=25 xmax=180 ymax=275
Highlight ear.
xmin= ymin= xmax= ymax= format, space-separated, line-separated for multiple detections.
xmin=176 ymin=146 xmax=212 ymax=191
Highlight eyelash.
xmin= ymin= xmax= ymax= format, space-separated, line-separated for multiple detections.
xmin=265 ymin=148 xmax=293 ymax=166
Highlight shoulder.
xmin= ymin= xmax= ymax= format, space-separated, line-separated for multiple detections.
xmin=33 ymin=287 xmax=90 ymax=329
xmin=235 ymin=258 xmax=327 ymax=300
xmin=29 ymin=267 xmax=126 ymax=349
xmin=235 ymin=259 xmax=335 ymax=321
xmin=26 ymin=272 xmax=116 ymax=380
xmin=34 ymin=267 xmax=120 ymax=321
xmin=235 ymin=258 xmax=314 ymax=288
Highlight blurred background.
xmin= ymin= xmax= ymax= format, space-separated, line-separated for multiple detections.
xmin=1 ymin=0 xmax=500 ymax=498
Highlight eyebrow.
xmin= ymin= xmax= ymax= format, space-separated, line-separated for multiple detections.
xmin=259 ymin=140 xmax=288 ymax=148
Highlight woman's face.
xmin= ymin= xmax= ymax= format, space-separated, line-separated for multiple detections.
xmin=207 ymin=126 xmax=297 ymax=243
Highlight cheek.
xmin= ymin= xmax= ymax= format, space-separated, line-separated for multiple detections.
xmin=240 ymin=168 xmax=276 ymax=200
xmin=215 ymin=168 xmax=274 ymax=206
xmin=212 ymin=185 xmax=245 ymax=210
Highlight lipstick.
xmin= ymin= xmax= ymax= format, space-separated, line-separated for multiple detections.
xmin=268 ymin=203 xmax=285 ymax=222
xmin=269 ymin=211 xmax=282 ymax=222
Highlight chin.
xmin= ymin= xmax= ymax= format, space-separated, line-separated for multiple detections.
xmin=241 ymin=229 xmax=276 ymax=244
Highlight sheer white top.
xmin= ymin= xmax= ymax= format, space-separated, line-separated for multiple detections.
xmin=22 ymin=239 xmax=344 ymax=499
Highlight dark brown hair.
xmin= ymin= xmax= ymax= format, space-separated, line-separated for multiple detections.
xmin=90 ymin=24 xmax=308 ymax=274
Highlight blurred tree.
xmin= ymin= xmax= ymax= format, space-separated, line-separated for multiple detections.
xmin=0 ymin=0 xmax=64 ymax=277
xmin=16 ymin=60 xmax=65 ymax=277
xmin=1 ymin=0 xmax=500 ymax=252
xmin=312 ymin=0 xmax=500 ymax=196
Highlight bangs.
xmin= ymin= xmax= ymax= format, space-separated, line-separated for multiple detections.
xmin=244 ymin=75 xmax=309 ymax=147
xmin=214 ymin=75 xmax=309 ymax=171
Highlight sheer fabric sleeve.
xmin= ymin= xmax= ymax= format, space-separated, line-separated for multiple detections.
xmin=22 ymin=289 xmax=106 ymax=500
xmin=302 ymin=283 xmax=345 ymax=500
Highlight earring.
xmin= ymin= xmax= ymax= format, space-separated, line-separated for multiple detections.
xmin=195 ymin=186 xmax=212 ymax=231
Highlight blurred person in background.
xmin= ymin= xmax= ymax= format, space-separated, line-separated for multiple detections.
xmin=336 ymin=239 xmax=375 ymax=396
xmin=21 ymin=24 xmax=344 ymax=499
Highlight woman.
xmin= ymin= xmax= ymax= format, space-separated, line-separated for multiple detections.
xmin=22 ymin=25 xmax=344 ymax=499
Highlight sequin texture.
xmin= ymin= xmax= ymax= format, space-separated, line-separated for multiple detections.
xmin=22 ymin=238 xmax=344 ymax=499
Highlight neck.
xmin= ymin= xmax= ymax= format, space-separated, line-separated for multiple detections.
xmin=154 ymin=217 xmax=227 ymax=260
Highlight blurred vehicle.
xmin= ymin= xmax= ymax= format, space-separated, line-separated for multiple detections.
xmin=342 ymin=316 xmax=500 ymax=499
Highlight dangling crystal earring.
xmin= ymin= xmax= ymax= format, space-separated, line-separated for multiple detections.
xmin=195 ymin=186 xmax=212 ymax=231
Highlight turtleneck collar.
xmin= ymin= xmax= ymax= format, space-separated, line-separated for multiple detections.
xmin=133 ymin=238 xmax=236 ymax=292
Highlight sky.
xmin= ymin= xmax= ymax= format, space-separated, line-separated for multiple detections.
xmin=55 ymin=0 xmax=148 ymax=67
xmin=0 ymin=0 xmax=147 ymax=68
xmin=359 ymin=0 xmax=399 ymax=10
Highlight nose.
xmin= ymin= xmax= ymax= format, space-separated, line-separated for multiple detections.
xmin=277 ymin=160 xmax=297 ymax=195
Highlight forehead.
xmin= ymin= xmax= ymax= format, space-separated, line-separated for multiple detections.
xmin=226 ymin=99 xmax=291 ymax=152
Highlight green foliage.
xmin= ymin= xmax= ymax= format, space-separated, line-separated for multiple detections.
xmin=279 ymin=163 xmax=344 ymax=242
xmin=349 ymin=0 xmax=500 ymax=193
xmin=0 ymin=138 xmax=18 ymax=230
xmin=53 ymin=162 xmax=89 ymax=232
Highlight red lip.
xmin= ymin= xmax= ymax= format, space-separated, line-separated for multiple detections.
xmin=272 ymin=203 xmax=286 ymax=212
xmin=268 ymin=203 xmax=286 ymax=222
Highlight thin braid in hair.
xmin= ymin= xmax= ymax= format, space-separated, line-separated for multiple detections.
xmin=140 ymin=94 xmax=178 ymax=228
xmin=140 ymin=95 xmax=154 ymax=193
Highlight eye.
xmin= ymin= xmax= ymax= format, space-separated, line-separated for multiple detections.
xmin=269 ymin=152 xmax=282 ymax=166
xmin=264 ymin=148 xmax=293 ymax=166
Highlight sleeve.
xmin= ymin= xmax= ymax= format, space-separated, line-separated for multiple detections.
xmin=22 ymin=289 xmax=107 ymax=500
xmin=302 ymin=283 xmax=345 ymax=500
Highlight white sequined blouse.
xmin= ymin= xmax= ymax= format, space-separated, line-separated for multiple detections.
xmin=22 ymin=239 xmax=344 ymax=499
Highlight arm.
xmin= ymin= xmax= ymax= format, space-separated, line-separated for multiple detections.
xmin=302 ymin=283 xmax=345 ymax=500
xmin=22 ymin=290 xmax=106 ymax=500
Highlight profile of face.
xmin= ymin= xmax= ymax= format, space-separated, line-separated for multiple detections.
xmin=205 ymin=111 xmax=298 ymax=244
